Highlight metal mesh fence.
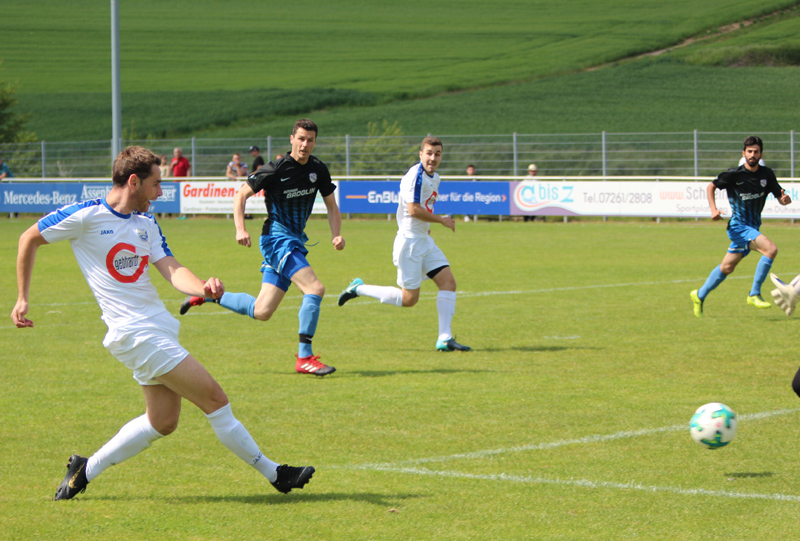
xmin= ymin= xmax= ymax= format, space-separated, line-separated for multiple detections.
xmin=1 ymin=131 xmax=796 ymax=179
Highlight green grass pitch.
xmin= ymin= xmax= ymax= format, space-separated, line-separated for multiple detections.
xmin=4 ymin=216 xmax=800 ymax=538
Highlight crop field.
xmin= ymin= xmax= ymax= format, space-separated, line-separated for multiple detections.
xmin=5 ymin=0 xmax=800 ymax=140
xmin=4 ymin=216 xmax=800 ymax=539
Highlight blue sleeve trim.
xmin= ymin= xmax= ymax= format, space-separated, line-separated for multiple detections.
xmin=38 ymin=199 xmax=103 ymax=232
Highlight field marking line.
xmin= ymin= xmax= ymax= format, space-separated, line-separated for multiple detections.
xmin=334 ymin=408 xmax=800 ymax=469
xmin=333 ymin=408 xmax=800 ymax=503
xmin=354 ymin=466 xmax=800 ymax=503
xmin=4 ymin=274 xmax=759 ymax=315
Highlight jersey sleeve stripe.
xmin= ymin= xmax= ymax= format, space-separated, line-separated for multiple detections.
xmin=38 ymin=199 xmax=103 ymax=232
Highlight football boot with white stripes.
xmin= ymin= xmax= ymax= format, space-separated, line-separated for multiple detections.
xmin=295 ymin=354 xmax=336 ymax=376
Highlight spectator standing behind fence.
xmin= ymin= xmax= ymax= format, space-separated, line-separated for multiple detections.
xmin=171 ymin=148 xmax=191 ymax=177
xmin=159 ymin=155 xmax=170 ymax=178
xmin=0 ymin=156 xmax=14 ymax=180
xmin=226 ymin=153 xmax=248 ymax=180
xmin=524 ymin=163 xmax=541 ymax=222
xmin=250 ymin=146 xmax=265 ymax=173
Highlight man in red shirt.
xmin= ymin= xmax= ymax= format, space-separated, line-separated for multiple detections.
xmin=171 ymin=148 xmax=191 ymax=177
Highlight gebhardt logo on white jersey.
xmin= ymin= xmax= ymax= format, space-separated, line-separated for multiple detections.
xmin=105 ymin=243 xmax=149 ymax=283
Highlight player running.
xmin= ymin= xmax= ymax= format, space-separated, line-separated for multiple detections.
xmin=690 ymin=136 xmax=791 ymax=317
xmin=337 ymin=136 xmax=470 ymax=352
xmin=11 ymin=147 xmax=313 ymax=500
xmin=180 ymin=119 xmax=344 ymax=376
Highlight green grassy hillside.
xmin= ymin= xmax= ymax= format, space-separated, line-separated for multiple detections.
xmin=4 ymin=0 xmax=800 ymax=140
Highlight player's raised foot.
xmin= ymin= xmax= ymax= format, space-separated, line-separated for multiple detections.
xmin=689 ymin=290 xmax=704 ymax=318
xmin=295 ymin=354 xmax=336 ymax=376
xmin=747 ymin=294 xmax=771 ymax=309
xmin=179 ymin=295 xmax=205 ymax=315
xmin=270 ymin=464 xmax=315 ymax=494
xmin=338 ymin=278 xmax=363 ymax=306
xmin=436 ymin=337 xmax=471 ymax=352
xmin=54 ymin=454 xmax=89 ymax=501
xmin=770 ymin=273 xmax=799 ymax=316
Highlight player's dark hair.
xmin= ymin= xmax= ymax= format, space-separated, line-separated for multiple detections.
xmin=112 ymin=146 xmax=160 ymax=186
xmin=293 ymin=119 xmax=318 ymax=136
xmin=421 ymin=136 xmax=443 ymax=151
xmin=743 ymin=136 xmax=763 ymax=151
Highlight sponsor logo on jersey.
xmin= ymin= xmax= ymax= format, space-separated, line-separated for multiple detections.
xmin=425 ymin=191 xmax=437 ymax=212
xmin=284 ymin=187 xmax=316 ymax=199
xmin=101 ymin=229 xmax=114 ymax=235
xmin=106 ymin=243 xmax=149 ymax=283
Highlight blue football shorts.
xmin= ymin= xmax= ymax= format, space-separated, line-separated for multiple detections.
xmin=258 ymin=234 xmax=310 ymax=292
xmin=726 ymin=224 xmax=761 ymax=256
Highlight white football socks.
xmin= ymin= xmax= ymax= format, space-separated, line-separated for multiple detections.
xmin=206 ymin=404 xmax=279 ymax=482
xmin=356 ymin=284 xmax=403 ymax=307
xmin=86 ymin=413 xmax=163 ymax=482
xmin=437 ymin=290 xmax=457 ymax=341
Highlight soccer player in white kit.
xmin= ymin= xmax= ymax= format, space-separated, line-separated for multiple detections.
xmin=337 ymin=136 xmax=470 ymax=352
xmin=11 ymin=146 xmax=314 ymax=500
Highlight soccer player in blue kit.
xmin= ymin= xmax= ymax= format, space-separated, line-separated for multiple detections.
xmin=690 ymin=136 xmax=792 ymax=317
xmin=181 ymin=119 xmax=344 ymax=375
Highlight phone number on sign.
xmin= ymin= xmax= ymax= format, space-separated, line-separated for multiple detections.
xmin=583 ymin=192 xmax=653 ymax=204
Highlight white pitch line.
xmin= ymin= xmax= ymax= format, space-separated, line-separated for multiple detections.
xmin=339 ymin=408 xmax=800 ymax=469
xmin=333 ymin=408 xmax=800 ymax=503
xmin=356 ymin=466 xmax=800 ymax=503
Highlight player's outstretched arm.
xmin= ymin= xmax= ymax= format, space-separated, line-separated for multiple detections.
xmin=323 ymin=193 xmax=345 ymax=250
xmin=153 ymin=256 xmax=224 ymax=300
xmin=11 ymin=224 xmax=49 ymax=328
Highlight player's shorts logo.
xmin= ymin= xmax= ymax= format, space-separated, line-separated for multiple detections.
xmin=106 ymin=243 xmax=149 ymax=283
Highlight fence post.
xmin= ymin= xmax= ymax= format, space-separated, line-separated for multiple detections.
xmin=512 ymin=132 xmax=518 ymax=177
xmin=41 ymin=140 xmax=47 ymax=178
xmin=792 ymin=130 xmax=795 ymax=178
xmin=602 ymin=131 xmax=607 ymax=177
xmin=346 ymin=134 xmax=351 ymax=177
xmin=267 ymin=135 xmax=272 ymax=161
xmin=693 ymin=129 xmax=699 ymax=177
xmin=191 ymin=137 xmax=196 ymax=177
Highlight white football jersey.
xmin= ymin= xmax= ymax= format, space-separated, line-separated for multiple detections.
xmin=38 ymin=199 xmax=173 ymax=331
xmin=396 ymin=163 xmax=440 ymax=238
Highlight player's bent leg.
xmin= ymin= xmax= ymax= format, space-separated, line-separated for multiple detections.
xmin=770 ymin=273 xmax=799 ymax=316
xmin=252 ymin=283 xmax=287 ymax=321
xmin=155 ymin=355 xmax=228 ymax=415
xmin=401 ymin=288 xmax=421 ymax=307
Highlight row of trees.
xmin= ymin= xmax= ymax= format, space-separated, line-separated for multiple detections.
xmin=1 ymin=67 xmax=39 ymax=176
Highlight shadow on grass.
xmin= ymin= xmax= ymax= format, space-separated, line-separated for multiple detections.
xmin=724 ymin=471 xmax=775 ymax=478
xmin=346 ymin=368 xmax=494 ymax=378
xmin=478 ymin=345 xmax=602 ymax=353
xmin=160 ymin=491 xmax=421 ymax=506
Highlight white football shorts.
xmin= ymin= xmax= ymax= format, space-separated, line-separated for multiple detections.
xmin=393 ymin=234 xmax=449 ymax=290
xmin=103 ymin=311 xmax=189 ymax=385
